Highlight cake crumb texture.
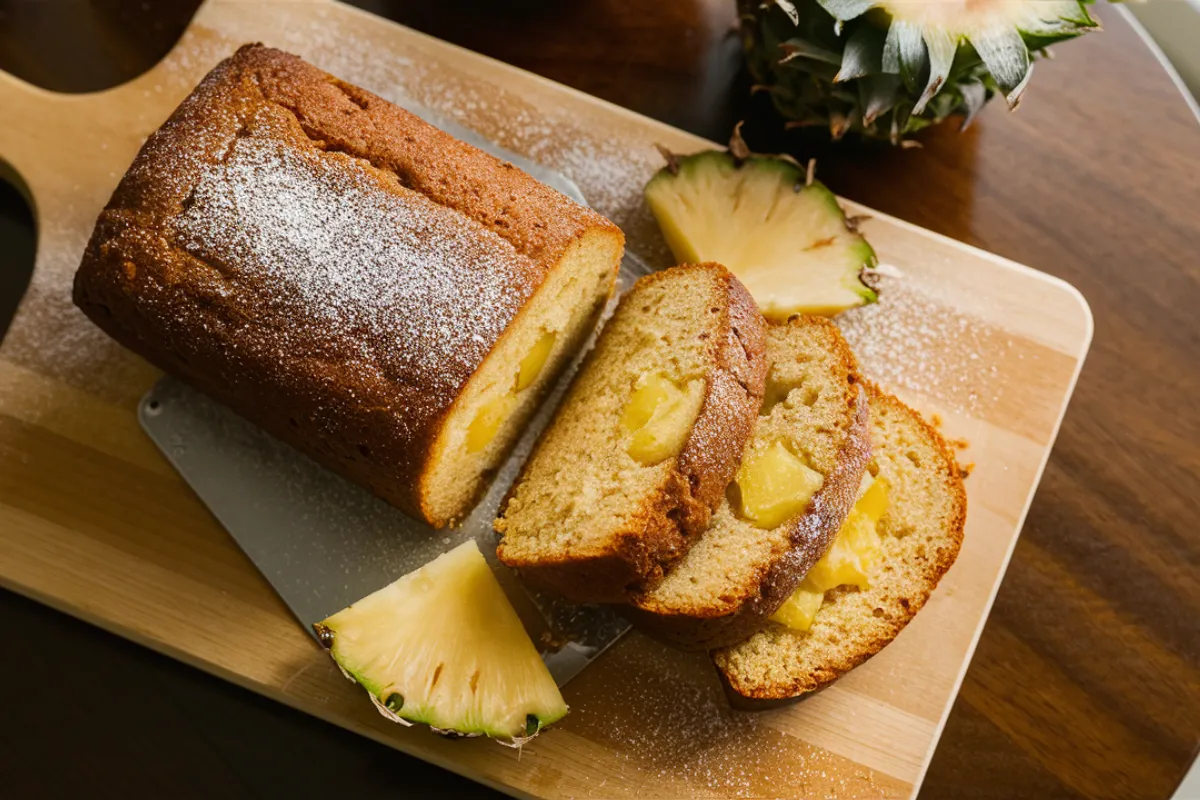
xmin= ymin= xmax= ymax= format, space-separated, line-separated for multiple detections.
xmin=496 ymin=263 xmax=767 ymax=602
xmin=714 ymin=383 xmax=967 ymax=706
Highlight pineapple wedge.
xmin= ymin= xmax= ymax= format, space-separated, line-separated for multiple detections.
xmin=314 ymin=540 xmax=567 ymax=744
xmin=645 ymin=149 xmax=877 ymax=320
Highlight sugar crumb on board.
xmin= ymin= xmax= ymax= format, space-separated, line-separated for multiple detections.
xmin=560 ymin=639 xmax=903 ymax=798
xmin=837 ymin=274 xmax=1016 ymax=418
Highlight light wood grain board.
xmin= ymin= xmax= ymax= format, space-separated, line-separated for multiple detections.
xmin=0 ymin=1 xmax=1092 ymax=797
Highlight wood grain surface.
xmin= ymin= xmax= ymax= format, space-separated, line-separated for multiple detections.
xmin=0 ymin=1 xmax=1195 ymax=799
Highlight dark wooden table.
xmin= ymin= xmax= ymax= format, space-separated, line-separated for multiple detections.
xmin=1 ymin=2 xmax=1197 ymax=798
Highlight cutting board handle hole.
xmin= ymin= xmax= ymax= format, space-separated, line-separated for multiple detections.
xmin=0 ymin=167 xmax=35 ymax=345
xmin=0 ymin=3 xmax=203 ymax=94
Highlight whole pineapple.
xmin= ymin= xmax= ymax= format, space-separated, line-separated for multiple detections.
xmin=739 ymin=0 xmax=1099 ymax=143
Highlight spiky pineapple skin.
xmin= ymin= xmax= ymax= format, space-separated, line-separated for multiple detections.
xmin=738 ymin=0 xmax=1095 ymax=143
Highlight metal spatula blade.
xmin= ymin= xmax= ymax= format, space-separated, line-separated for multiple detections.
xmin=138 ymin=375 xmax=629 ymax=686
xmin=137 ymin=107 xmax=646 ymax=686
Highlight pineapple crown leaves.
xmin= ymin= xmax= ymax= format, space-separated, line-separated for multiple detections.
xmin=774 ymin=0 xmax=802 ymax=25
xmin=780 ymin=38 xmax=843 ymax=66
xmin=758 ymin=0 xmax=1099 ymax=134
xmin=835 ymin=25 xmax=884 ymax=82
xmin=820 ymin=0 xmax=1098 ymax=108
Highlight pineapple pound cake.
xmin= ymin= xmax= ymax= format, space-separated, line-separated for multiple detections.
xmin=714 ymin=383 xmax=966 ymax=708
xmin=625 ymin=316 xmax=871 ymax=650
xmin=496 ymin=264 xmax=768 ymax=603
xmin=72 ymin=44 xmax=624 ymax=528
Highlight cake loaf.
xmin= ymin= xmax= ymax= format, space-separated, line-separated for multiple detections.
xmin=73 ymin=44 xmax=625 ymax=527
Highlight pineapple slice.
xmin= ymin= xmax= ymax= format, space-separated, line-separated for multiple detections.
xmin=466 ymin=330 xmax=559 ymax=453
xmin=645 ymin=150 xmax=877 ymax=320
xmin=314 ymin=540 xmax=568 ymax=743
xmin=769 ymin=585 xmax=825 ymax=631
xmin=770 ymin=475 xmax=890 ymax=631
xmin=517 ymin=331 xmax=557 ymax=392
xmin=621 ymin=371 xmax=705 ymax=465
xmin=466 ymin=393 xmax=517 ymax=453
xmin=734 ymin=439 xmax=825 ymax=529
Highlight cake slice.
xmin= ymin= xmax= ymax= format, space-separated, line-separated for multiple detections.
xmin=713 ymin=384 xmax=966 ymax=708
xmin=495 ymin=263 xmax=768 ymax=603
xmin=624 ymin=316 xmax=871 ymax=650
xmin=72 ymin=45 xmax=624 ymax=528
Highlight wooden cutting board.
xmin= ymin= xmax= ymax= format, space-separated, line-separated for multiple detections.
xmin=0 ymin=1 xmax=1092 ymax=797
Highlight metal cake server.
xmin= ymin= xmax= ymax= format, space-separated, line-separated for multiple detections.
xmin=138 ymin=106 xmax=645 ymax=686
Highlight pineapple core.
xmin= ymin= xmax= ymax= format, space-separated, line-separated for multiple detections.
xmin=467 ymin=330 xmax=557 ymax=453
xmin=770 ymin=475 xmax=890 ymax=631
xmin=735 ymin=440 xmax=825 ymax=529
xmin=621 ymin=372 xmax=704 ymax=465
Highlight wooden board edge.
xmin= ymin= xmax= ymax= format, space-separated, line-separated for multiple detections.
xmin=0 ymin=569 xmax=543 ymax=800
xmin=849 ymin=206 xmax=1095 ymax=355
xmin=907 ymin=328 xmax=1093 ymax=796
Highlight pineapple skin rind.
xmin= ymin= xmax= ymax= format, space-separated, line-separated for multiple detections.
xmin=738 ymin=0 xmax=1099 ymax=143
xmin=315 ymin=541 xmax=568 ymax=744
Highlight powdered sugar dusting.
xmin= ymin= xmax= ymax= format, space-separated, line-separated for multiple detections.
xmin=0 ymin=184 xmax=159 ymax=406
xmin=158 ymin=15 xmax=673 ymax=264
xmin=562 ymin=638 xmax=902 ymax=797
xmin=838 ymin=274 xmax=1015 ymax=416
xmin=172 ymin=117 xmax=534 ymax=398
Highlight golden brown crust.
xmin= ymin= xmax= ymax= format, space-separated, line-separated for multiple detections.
xmin=625 ymin=375 xmax=872 ymax=649
xmin=659 ymin=266 xmax=768 ymax=562
xmin=72 ymin=44 xmax=621 ymax=527
xmin=496 ymin=263 xmax=768 ymax=602
xmin=715 ymin=383 xmax=968 ymax=707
